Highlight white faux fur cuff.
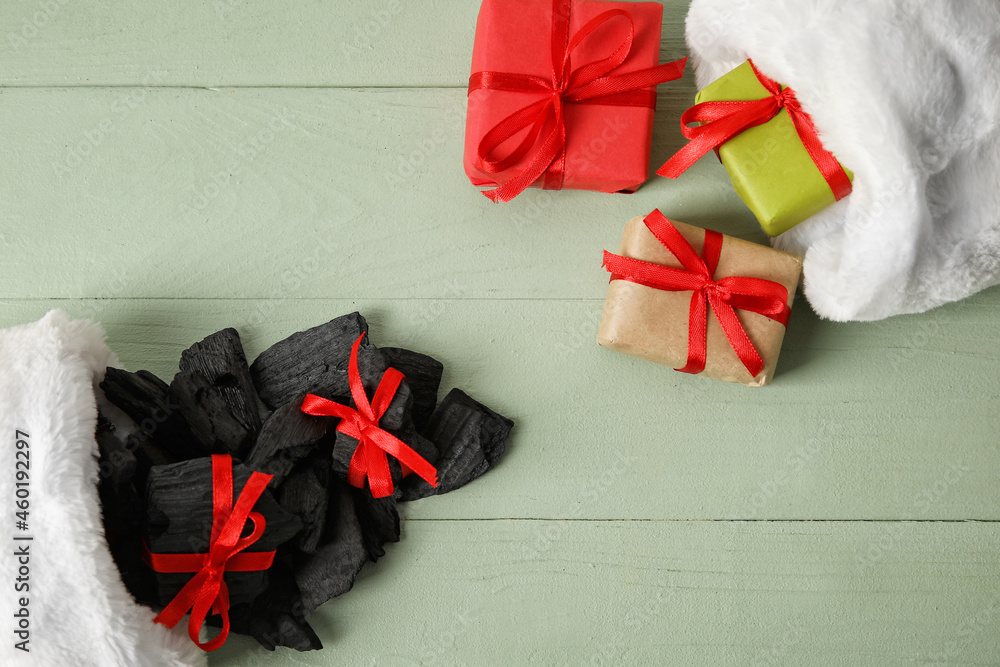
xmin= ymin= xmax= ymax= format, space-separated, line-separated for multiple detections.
xmin=685 ymin=0 xmax=1000 ymax=321
xmin=0 ymin=311 xmax=205 ymax=667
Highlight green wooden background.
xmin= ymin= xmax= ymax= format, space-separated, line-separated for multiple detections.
xmin=2 ymin=1 xmax=998 ymax=664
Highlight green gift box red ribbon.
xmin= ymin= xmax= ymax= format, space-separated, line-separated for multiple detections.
xmin=658 ymin=59 xmax=853 ymax=236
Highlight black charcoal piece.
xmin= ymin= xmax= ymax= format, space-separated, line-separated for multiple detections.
xmin=399 ymin=389 xmax=513 ymax=501
xmin=96 ymin=420 xmax=159 ymax=607
xmin=294 ymin=481 xmax=369 ymax=611
xmin=248 ymin=312 xmax=366 ymax=406
xmin=145 ymin=458 xmax=303 ymax=608
xmin=330 ymin=417 xmax=439 ymax=490
xmin=224 ymin=561 xmax=322 ymax=652
xmin=393 ymin=419 xmax=440 ymax=467
xmin=249 ymin=312 xmax=411 ymax=428
xmin=330 ymin=430 xmax=398 ymax=483
xmin=352 ymin=488 xmax=400 ymax=561
xmin=381 ymin=347 xmax=444 ymax=430
xmin=99 ymin=317 xmax=515 ymax=654
xmin=179 ymin=328 xmax=262 ymax=436
xmin=245 ymin=403 xmax=329 ymax=487
xmin=168 ymin=371 xmax=255 ymax=458
xmin=277 ymin=457 xmax=331 ymax=554
xmin=100 ymin=367 xmax=202 ymax=460
xmin=96 ymin=417 xmax=137 ymax=495
xmin=125 ymin=431 xmax=178 ymax=495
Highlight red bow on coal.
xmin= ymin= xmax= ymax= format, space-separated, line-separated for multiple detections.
xmin=657 ymin=59 xmax=851 ymax=201
xmin=602 ymin=210 xmax=791 ymax=378
xmin=469 ymin=0 xmax=686 ymax=202
xmin=141 ymin=454 xmax=275 ymax=652
xmin=300 ymin=333 xmax=438 ymax=498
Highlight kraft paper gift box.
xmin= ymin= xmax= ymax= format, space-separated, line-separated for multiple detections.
xmin=658 ymin=60 xmax=854 ymax=237
xmin=598 ymin=210 xmax=803 ymax=386
xmin=464 ymin=0 xmax=686 ymax=202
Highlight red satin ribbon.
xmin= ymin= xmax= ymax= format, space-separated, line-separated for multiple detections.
xmin=657 ymin=60 xmax=851 ymax=201
xmin=469 ymin=0 xmax=686 ymax=202
xmin=142 ymin=454 xmax=275 ymax=652
xmin=300 ymin=334 xmax=438 ymax=498
xmin=602 ymin=209 xmax=792 ymax=378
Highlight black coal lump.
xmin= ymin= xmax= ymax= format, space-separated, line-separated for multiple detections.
xmin=245 ymin=403 xmax=330 ymax=487
xmin=223 ymin=561 xmax=322 ymax=652
xmin=294 ymin=481 xmax=369 ymax=612
xmin=276 ymin=456 xmax=332 ymax=554
xmin=100 ymin=368 xmax=202 ymax=460
xmin=179 ymin=328 xmax=262 ymax=437
xmin=248 ymin=312 xmax=367 ymax=407
xmin=392 ymin=418 xmax=440 ymax=467
xmin=399 ymin=389 xmax=513 ymax=501
xmin=380 ymin=347 xmax=443 ymax=430
xmin=96 ymin=419 xmax=159 ymax=607
xmin=96 ymin=416 xmax=137 ymax=496
xmin=330 ymin=429 xmax=399 ymax=484
xmin=249 ymin=312 xmax=411 ymax=428
xmin=352 ymin=487 xmax=400 ymax=561
xmin=144 ymin=458 xmax=303 ymax=608
xmin=329 ymin=414 xmax=438 ymax=488
xmin=124 ymin=430 xmax=178 ymax=495
xmin=168 ymin=370 xmax=255 ymax=458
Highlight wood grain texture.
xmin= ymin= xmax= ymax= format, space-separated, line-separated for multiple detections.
xmin=2 ymin=297 xmax=997 ymax=523
xmin=208 ymin=520 xmax=1000 ymax=666
xmin=0 ymin=85 xmax=714 ymax=301
xmin=0 ymin=0 xmax=688 ymax=87
xmin=1 ymin=0 xmax=998 ymax=664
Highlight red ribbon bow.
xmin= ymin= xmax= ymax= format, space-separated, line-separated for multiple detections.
xmin=657 ymin=59 xmax=851 ymax=201
xmin=300 ymin=333 xmax=438 ymax=498
xmin=469 ymin=0 xmax=686 ymax=202
xmin=142 ymin=454 xmax=276 ymax=652
xmin=602 ymin=210 xmax=792 ymax=378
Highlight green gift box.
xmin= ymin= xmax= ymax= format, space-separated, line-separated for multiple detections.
xmin=660 ymin=60 xmax=853 ymax=237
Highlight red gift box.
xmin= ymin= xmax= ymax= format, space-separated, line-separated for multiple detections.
xmin=464 ymin=0 xmax=685 ymax=202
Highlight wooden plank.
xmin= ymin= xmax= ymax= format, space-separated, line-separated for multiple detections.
xmin=0 ymin=1 xmax=691 ymax=87
xmin=2 ymin=297 xmax=997 ymax=521
xmin=3 ymin=2 xmax=995 ymax=666
xmin=0 ymin=85 xmax=762 ymax=302
xmin=207 ymin=519 xmax=1000 ymax=666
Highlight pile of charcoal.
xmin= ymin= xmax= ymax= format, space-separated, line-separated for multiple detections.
xmin=96 ymin=312 xmax=513 ymax=651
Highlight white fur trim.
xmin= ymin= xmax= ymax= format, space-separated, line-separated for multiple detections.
xmin=0 ymin=310 xmax=206 ymax=667
xmin=685 ymin=0 xmax=1000 ymax=320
